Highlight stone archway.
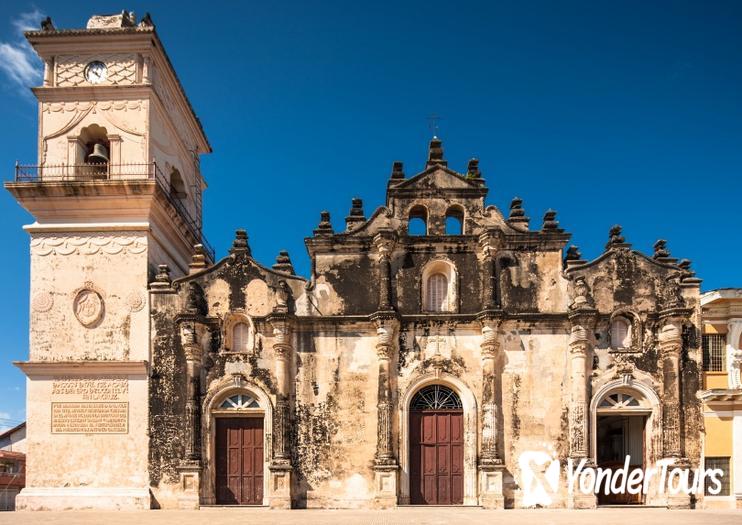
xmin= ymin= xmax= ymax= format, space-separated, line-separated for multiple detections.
xmin=589 ymin=379 xmax=661 ymax=505
xmin=399 ymin=374 xmax=478 ymax=505
xmin=202 ymin=377 xmax=273 ymax=506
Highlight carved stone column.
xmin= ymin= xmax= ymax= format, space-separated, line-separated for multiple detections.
xmin=374 ymin=230 xmax=396 ymax=311
xmin=567 ymin=303 xmax=598 ymax=509
xmin=177 ymin=321 xmax=204 ymax=509
xmin=658 ymin=316 xmax=684 ymax=459
xmin=478 ymin=232 xmax=498 ymax=310
xmin=658 ymin=312 xmax=691 ymax=508
xmin=371 ymin=313 xmax=399 ymax=508
xmin=268 ymin=315 xmax=293 ymax=509
xmin=477 ymin=315 xmax=504 ymax=509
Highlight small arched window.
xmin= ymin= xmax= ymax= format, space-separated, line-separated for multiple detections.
xmin=408 ymin=205 xmax=428 ymax=236
xmin=611 ymin=317 xmax=632 ymax=349
xmin=445 ymin=206 xmax=464 ymax=235
xmin=232 ymin=322 xmax=250 ymax=352
xmin=426 ymin=273 xmax=448 ymax=312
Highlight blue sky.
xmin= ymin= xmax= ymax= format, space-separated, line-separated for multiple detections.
xmin=0 ymin=1 xmax=741 ymax=426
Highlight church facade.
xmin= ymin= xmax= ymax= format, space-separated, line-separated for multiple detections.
xmin=6 ymin=12 xmax=709 ymax=511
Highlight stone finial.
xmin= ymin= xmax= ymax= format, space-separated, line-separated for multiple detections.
xmin=156 ymin=264 xmax=171 ymax=281
xmin=313 ymin=210 xmax=334 ymax=235
xmin=189 ymin=244 xmax=208 ymax=274
xmin=605 ymin=225 xmax=626 ymax=250
xmin=569 ymin=276 xmax=595 ymax=311
xmin=272 ymin=250 xmax=295 ymax=275
xmin=541 ymin=209 xmax=560 ymax=231
xmin=564 ymin=245 xmax=587 ymax=268
xmin=274 ymin=280 xmax=292 ymax=313
xmin=426 ymin=136 xmax=447 ymax=168
xmin=390 ymin=161 xmax=405 ymax=180
xmin=508 ymin=197 xmax=529 ymax=226
xmin=345 ymin=197 xmax=366 ymax=231
xmin=662 ymin=275 xmax=686 ymax=310
xmin=229 ymin=229 xmax=251 ymax=255
xmin=150 ymin=264 xmax=172 ymax=290
xmin=466 ymin=159 xmax=481 ymax=179
xmin=139 ymin=12 xmax=154 ymax=27
xmin=40 ymin=16 xmax=55 ymax=31
xmin=566 ymin=245 xmax=582 ymax=261
xmin=653 ymin=239 xmax=670 ymax=259
xmin=186 ymin=281 xmax=206 ymax=316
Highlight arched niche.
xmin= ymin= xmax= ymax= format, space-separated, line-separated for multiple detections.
xmin=421 ymin=258 xmax=458 ymax=313
xmin=222 ymin=310 xmax=256 ymax=354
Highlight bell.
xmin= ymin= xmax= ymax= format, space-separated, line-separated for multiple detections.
xmin=87 ymin=143 xmax=109 ymax=164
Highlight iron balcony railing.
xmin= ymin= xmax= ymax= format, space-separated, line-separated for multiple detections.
xmin=14 ymin=162 xmax=215 ymax=262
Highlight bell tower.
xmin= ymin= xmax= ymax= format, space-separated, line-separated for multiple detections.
xmin=5 ymin=11 xmax=211 ymax=510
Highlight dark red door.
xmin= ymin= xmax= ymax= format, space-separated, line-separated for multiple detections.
xmin=410 ymin=410 xmax=464 ymax=504
xmin=215 ymin=417 xmax=264 ymax=505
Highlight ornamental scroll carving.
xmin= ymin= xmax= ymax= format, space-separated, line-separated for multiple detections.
xmin=31 ymin=235 xmax=147 ymax=257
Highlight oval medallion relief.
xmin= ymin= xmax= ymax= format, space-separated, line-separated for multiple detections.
xmin=73 ymin=284 xmax=105 ymax=327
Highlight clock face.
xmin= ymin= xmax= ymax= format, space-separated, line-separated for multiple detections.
xmin=84 ymin=61 xmax=107 ymax=84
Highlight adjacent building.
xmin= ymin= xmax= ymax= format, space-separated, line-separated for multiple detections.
xmin=0 ymin=423 xmax=27 ymax=511
xmin=700 ymin=289 xmax=742 ymax=508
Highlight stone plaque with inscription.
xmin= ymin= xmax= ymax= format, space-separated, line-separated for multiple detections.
xmin=51 ymin=376 xmax=129 ymax=434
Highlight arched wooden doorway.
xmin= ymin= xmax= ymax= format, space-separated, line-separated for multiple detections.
xmin=409 ymin=385 xmax=464 ymax=505
xmin=213 ymin=392 xmax=264 ymax=505
xmin=595 ymin=389 xmax=651 ymax=505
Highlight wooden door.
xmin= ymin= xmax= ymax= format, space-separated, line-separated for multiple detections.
xmin=596 ymin=415 xmax=645 ymax=505
xmin=215 ymin=417 xmax=264 ymax=505
xmin=410 ymin=410 xmax=464 ymax=504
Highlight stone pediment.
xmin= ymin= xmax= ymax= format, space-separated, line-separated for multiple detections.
xmin=392 ymin=165 xmax=482 ymax=192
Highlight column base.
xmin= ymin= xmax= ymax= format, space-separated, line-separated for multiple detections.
xmin=176 ymin=460 xmax=201 ymax=510
xmin=478 ymin=461 xmax=505 ymax=509
xmin=567 ymin=458 xmax=597 ymax=509
xmin=268 ymin=461 xmax=293 ymax=509
xmin=568 ymin=491 xmax=597 ymax=509
xmin=663 ymin=457 xmax=692 ymax=509
xmin=16 ymin=487 xmax=150 ymax=511
xmin=373 ymin=462 xmax=399 ymax=508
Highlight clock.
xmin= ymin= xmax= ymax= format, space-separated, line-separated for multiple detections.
xmin=84 ymin=61 xmax=107 ymax=84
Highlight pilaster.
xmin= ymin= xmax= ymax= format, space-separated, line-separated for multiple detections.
xmin=371 ymin=312 xmax=399 ymax=508
xmin=477 ymin=313 xmax=504 ymax=508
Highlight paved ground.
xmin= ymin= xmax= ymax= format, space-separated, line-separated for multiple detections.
xmin=0 ymin=508 xmax=739 ymax=525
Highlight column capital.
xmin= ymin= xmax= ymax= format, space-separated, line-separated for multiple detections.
xmin=478 ymin=229 xmax=502 ymax=258
xmin=479 ymin=317 xmax=502 ymax=359
xmin=373 ymin=229 xmax=397 ymax=258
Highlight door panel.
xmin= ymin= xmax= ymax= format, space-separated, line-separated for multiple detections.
xmin=215 ymin=417 xmax=264 ymax=505
xmin=596 ymin=415 xmax=645 ymax=505
xmin=410 ymin=410 xmax=464 ymax=504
